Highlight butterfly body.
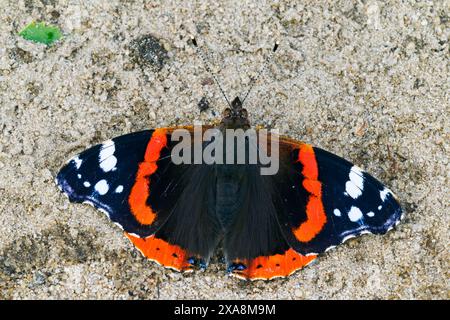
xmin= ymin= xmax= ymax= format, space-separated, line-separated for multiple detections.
xmin=215 ymin=164 xmax=248 ymax=227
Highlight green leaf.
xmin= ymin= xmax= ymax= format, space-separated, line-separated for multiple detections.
xmin=19 ymin=21 xmax=62 ymax=46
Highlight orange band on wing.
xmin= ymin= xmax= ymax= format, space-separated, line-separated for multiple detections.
xmin=293 ymin=144 xmax=327 ymax=242
xmin=230 ymin=249 xmax=317 ymax=280
xmin=125 ymin=233 xmax=192 ymax=271
xmin=128 ymin=129 xmax=168 ymax=226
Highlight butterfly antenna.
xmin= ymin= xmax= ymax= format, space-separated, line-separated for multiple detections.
xmin=241 ymin=42 xmax=279 ymax=105
xmin=191 ymin=37 xmax=232 ymax=108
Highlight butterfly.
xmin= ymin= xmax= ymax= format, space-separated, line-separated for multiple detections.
xmin=56 ymin=40 xmax=403 ymax=280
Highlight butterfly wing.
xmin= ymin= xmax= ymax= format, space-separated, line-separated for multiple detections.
xmin=222 ymin=164 xmax=317 ymax=280
xmin=56 ymin=128 xmax=221 ymax=271
xmin=220 ymin=136 xmax=318 ymax=280
xmin=224 ymin=135 xmax=402 ymax=280
xmin=272 ymin=139 xmax=403 ymax=255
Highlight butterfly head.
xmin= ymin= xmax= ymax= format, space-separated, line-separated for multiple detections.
xmin=221 ymin=96 xmax=250 ymax=129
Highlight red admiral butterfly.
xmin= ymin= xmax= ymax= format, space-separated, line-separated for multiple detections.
xmin=56 ymin=40 xmax=403 ymax=280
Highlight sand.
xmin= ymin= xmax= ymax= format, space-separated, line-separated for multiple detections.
xmin=0 ymin=0 xmax=448 ymax=299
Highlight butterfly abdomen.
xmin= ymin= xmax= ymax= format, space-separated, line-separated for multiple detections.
xmin=215 ymin=164 xmax=248 ymax=229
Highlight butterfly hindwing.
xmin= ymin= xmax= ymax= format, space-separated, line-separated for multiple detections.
xmin=221 ymin=137 xmax=318 ymax=280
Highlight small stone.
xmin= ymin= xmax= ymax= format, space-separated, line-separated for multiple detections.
xmin=129 ymin=35 xmax=169 ymax=71
xmin=9 ymin=47 xmax=33 ymax=64
xmin=33 ymin=271 xmax=46 ymax=285
xmin=201 ymin=78 xmax=215 ymax=86
xmin=198 ymin=97 xmax=210 ymax=112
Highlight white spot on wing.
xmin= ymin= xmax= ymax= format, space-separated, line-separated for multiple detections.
xmin=333 ymin=209 xmax=342 ymax=217
xmin=83 ymin=200 xmax=94 ymax=207
xmin=349 ymin=166 xmax=364 ymax=184
xmin=378 ymin=205 xmax=382 ymax=210
xmin=101 ymin=139 xmax=115 ymax=149
xmin=380 ymin=188 xmax=390 ymax=201
xmin=77 ymin=174 xmax=82 ymax=179
xmin=94 ymin=179 xmax=109 ymax=195
xmin=100 ymin=156 xmax=117 ymax=172
xmin=114 ymin=222 xmax=124 ymax=230
xmin=342 ymin=234 xmax=356 ymax=243
xmin=115 ymin=185 xmax=124 ymax=193
xmin=55 ymin=177 xmax=63 ymax=191
xmin=99 ymin=140 xmax=117 ymax=172
xmin=72 ymin=156 xmax=82 ymax=169
xmin=83 ymin=181 xmax=91 ymax=187
xmin=98 ymin=207 xmax=110 ymax=218
xmin=345 ymin=181 xmax=362 ymax=199
xmin=345 ymin=166 xmax=364 ymax=199
xmin=348 ymin=206 xmax=363 ymax=222
xmin=367 ymin=211 xmax=375 ymax=217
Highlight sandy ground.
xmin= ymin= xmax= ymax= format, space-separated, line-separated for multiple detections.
xmin=0 ymin=0 xmax=448 ymax=299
